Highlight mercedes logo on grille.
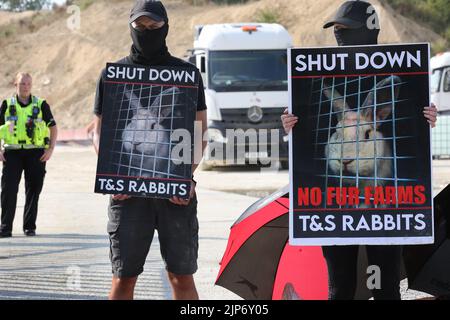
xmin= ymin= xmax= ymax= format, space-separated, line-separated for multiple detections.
xmin=247 ymin=106 xmax=263 ymax=123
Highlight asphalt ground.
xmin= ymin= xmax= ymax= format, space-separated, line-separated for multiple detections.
xmin=0 ymin=143 xmax=448 ymax=300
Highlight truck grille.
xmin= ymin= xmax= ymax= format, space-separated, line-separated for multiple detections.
xmin=220 ymin=108 xmax=284 ymax=129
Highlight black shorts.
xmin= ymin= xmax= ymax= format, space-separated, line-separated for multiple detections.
xmin=107 ymin=195 xmax=198 ymax=278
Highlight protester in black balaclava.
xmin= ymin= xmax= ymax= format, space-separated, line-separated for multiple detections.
xmin=92 ymin=0 xmax=208 ymax=301
xmin=333 ymin=23 xmax=379 ymax=46
xmin=323 ymin=0 xmax=380 ymax=46
xmin=323 ymin=1 xmax=403 ymax=301
xmin=128 ymin=0 xmax=171 ymax=65
xmin=281 ymin=0 xmax=438 ymax=300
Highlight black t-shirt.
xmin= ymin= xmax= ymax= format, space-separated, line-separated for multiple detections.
xmin=93 ymin=56 xmax=207 ymax=116
xmin=0 ymin=96 xmax=56 ymax=127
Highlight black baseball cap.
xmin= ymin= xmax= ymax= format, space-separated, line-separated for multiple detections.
xmin=323 ymin=0 xmax=374 ymax=29
xmin=129 ymin=0 xmax=168 ymax=24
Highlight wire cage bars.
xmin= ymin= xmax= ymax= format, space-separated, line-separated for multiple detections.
xmin=308 ymin=75 xmax=420 ymax=209
xmin=432 ymin=114 xmax=450 ymax=158
xmin=103 ymin=83 xmax=190 ymax=179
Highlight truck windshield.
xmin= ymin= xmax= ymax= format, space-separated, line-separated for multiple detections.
xmin=208 ymin=50 xmax=288 ymax=92
xmin=431 ymin=68 xmax=443 ymax=93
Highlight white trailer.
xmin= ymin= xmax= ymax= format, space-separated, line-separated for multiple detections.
xmin=431 ymin=52 xmax=450 ymax=113
xmin=430 ymin=52 xmax=450 ymax=158
xmin=189 ymin=23 xmax=293 ymax=168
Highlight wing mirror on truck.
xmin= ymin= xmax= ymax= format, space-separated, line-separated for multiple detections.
xmin=200 ymin=56 xmax=206 ymax=73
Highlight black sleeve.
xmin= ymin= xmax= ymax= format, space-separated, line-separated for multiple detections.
xmin=0 ymin=100 xmax=7 ymax=126
xmin=196 ymin=72 xmax=207 ymax=112
xmin=94 ymin=71 xmax=104 ymax=116
xmin=41 ymin=101 xmax=56 ymax=127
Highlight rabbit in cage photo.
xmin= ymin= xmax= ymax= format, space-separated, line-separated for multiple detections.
xmin=323 ymin=75 xmax=401 ymax=189
xmin=121 ymin=86 xmax=180 ymax=178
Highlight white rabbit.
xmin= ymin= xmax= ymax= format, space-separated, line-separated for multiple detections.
xmin=121 ymin=86 xmax=180 ymax=178
xmin=323 ymin=76 xmax=401 ymax=189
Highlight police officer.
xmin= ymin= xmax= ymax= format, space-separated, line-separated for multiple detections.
xmin=0 ymin=73 xmax=58 ymax=238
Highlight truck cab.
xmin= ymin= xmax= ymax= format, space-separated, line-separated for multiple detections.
xmin=430 ymin=52 xmax=450 ymax=158
xmin=190 ymin=23 xmax=293 ymax=168
xmin=431 ymin=52 xmax=450 ymax=114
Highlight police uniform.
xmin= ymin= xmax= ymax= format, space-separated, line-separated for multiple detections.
xmin=0 ymin=95 xmax=55 ymax=236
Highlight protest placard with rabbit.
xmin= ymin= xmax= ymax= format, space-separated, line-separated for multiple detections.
xmin=95 ymin=64 xmax=199 ymax=199
xmin=289 ymin=44 xmax=433 ymax=245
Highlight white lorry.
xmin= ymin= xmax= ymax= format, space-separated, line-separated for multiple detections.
xmin=431 ymin=52 xmax=450 ymax=113
xmin=430 ymin=52 xmax=450 ymax=158
xmin=188 ymin=23 xmax=293 ymax=168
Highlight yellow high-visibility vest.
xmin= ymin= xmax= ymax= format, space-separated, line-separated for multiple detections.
xmin=0 ymin=96 xmax=50 ymax=149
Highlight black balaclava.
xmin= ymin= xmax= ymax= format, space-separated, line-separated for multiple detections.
xmin=323 ymin=1 xmax=380 ymax=46
xmin=334 ymin=26 xmax=380 ymax=46
xmin=129 ymin=1 xmax=171 ymax=65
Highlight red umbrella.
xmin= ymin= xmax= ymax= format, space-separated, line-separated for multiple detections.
xmin=216 ymin=185 xmax=373 ymax=300
xmin=215 ymin=186 xmax=328 ymax=300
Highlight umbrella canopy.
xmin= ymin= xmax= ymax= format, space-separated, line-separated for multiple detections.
xmin=404 ymin=184 xmax=450 ymax=297
xmin=216 ymin=186 xmax=372 ymax=300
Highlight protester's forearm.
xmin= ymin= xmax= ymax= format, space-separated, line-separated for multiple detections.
xmin=192 ymin=137 xmax=207 ymax=175
xmin=93 ymin=115 xmax=102 ymax=155
xmin=192 ymin=112 xmax=208 ymax=175
xmin=93 ymin=133 xmax=100 ymax=155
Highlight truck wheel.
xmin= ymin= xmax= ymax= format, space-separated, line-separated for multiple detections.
xmin=280 ymin=160 xmax=289 ymax=170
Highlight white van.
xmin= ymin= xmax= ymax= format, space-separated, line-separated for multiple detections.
xmin=431 ymin=52 xmax=450 ymax=113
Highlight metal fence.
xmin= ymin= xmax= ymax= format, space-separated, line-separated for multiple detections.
xmin=432 ymin=114 xmax=450 ymax=158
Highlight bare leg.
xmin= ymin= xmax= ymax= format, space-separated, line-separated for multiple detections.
xmin=167 ymin=272 xmax=199 ymax=300
xmin=109 ymin=276 xmax=138 ymax=300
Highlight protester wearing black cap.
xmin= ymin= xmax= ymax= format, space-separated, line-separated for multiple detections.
xmin=92 ymin=0 xmax=207 ymax=300
xmin=281 ymin=0 xmax=438 ymax=300
xmin=323 ymin=0 xmax=380 ymax=46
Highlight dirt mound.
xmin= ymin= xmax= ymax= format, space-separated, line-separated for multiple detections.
xmin=0 ymin=0 xmax=443 ymax=129
xmin=0 ymin=10 xmax=34 ymax=27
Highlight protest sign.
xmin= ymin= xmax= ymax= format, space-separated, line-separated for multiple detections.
xmin=289 ymin=44 xmax=433 ymax=245
xmin=95 ymin=63 xmax=199 ymax=199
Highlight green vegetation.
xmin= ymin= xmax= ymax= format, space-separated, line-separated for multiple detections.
xmin=0 ymin=24 xmax=15 ymax=38
xmin=182 ymin=0 xmax=250 ymax=5
xmin=66 ymin=0 xmax=94 ymax=11
xmin=211 ymin=0 xmax=249 ymax=3
xmin=384 ymin=0 xmax=450 ymax=51
xmin=0 ymin=9 xmax=60 ymax=46
xmin=255 ymin=7 xmax=280 ymax=24
xmin=0 ymin=0 xmax=50 ymax=11
xmin=181 ymin=0 xmax=207 ymax=5
xmin=0 ymin=0 xmax=100 ymax=11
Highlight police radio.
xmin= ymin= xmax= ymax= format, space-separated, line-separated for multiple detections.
xmin=26 ymin=106 xmax=40 ymax=140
